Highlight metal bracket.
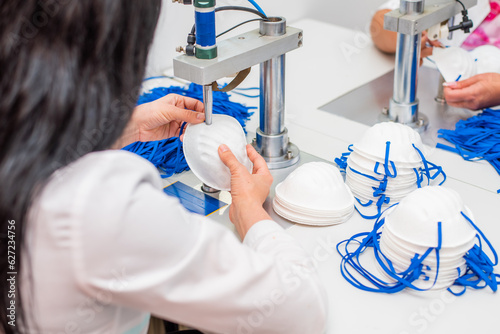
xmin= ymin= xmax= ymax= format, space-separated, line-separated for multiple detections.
xmin=384 ymin=0 xmax=477 ymax=35
xmin=173 ymin=27 xmax=303 ymax=85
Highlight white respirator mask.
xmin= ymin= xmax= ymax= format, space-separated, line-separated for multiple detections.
xmin=183 ymin=114 xmax=252 ymax=191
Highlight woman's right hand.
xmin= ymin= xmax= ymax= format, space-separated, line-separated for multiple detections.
xmin=218 ymin=144 xmax=273 ymax=239
xmin=443 ymin=73 xmax=500 ymax=110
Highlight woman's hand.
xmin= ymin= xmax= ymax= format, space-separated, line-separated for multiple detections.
xmin=218 ymin=144 xmax=273 ymax=239
xmin=114 ymin=94 xmax=205 ymax=148
xmin=443 ymin=73 xmax=500 ymax=110
xmin=371 ymin=9 xmax=442 ymax=64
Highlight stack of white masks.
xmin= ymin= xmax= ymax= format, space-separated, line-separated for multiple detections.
xmin=429 ymin=45 xmax=500 ymax=82
xmin=378 ymin=187 xmax=477 ymax=290
xmin=273 ymin=162 xmax=354 ymax=226
xmin=183 ymin=114 xmax=252 ymax=191
xmin=337 ymin=122 xmax=445 ymax=219
xmin=338 ymin=186 xmax=499 ymax=294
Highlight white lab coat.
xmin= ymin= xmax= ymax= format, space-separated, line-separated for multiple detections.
xmin=22 ymin=150 xmax=327 ymax=334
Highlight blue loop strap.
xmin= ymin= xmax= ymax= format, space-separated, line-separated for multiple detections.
xmin=336 ymin=139 xmax=447 ymax=221
xmin=383 ymin=141 xmax=397 ymax=178
xmin=336 ymin=208 xmax=500 ymax=294
xmin=412 ymin=144 xmax=447 ymax=186
xmin=437 ymin=108 xmax=500 ymax=192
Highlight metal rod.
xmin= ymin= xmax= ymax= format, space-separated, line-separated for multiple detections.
xmin=389 ymin=0 xmax=424 ymax=124
xmin=392 ymin=32 xmax=421 ymax=104
xmin=203 ymin=84 xmax=213 ymax=125
xmin=435 ymin=74 xmax=446 ymax=104
xmin=259 ymin=54 xmax=285 ymax=136
xmin=253 ymin=17 xmax=300 ymax=168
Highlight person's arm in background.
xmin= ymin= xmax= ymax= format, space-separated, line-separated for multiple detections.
xmin=371 ymin=9 xmax=398 ymax=54
xmin=370 ymin=9 xmax=440 ymax=61
xmin=443 ymin=73 xmax=500 ymax=110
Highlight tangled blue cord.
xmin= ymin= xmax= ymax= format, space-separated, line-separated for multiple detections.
xmin=337 ymin=208 xmax=500 ymax=295
xmin=437 ymin=108 xmax=500 ymax=193
xmin=335 ymin=142 xmax=446 ymax=220
xmin=122 ymin=82 xmax=256 ymax=178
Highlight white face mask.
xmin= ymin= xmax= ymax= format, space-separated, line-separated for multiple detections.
xmin=384 ymin=186 xmax=476 ymax=249
xmin=337 ymin=185 xmax=499 ymax=294
xmin=183 ymin=114 xmax=252 ymax=191
xmin=428 ymin=46 xmax=477 ymax=82
xmin=336 ymin=122 xmax=446 ymax=220
xmin=277 ymin=162 xmax=353 ymax=210
xmin=469 ymin=45 xmax=500 ymax=75
xmin=353 ymin=122 xmax=425 ymax=166
xmin=273 ymin=162 xmax=355 ymax=225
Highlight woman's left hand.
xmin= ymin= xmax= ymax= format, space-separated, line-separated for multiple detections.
xmin=114 ymin=94 xmax=205 ymax=148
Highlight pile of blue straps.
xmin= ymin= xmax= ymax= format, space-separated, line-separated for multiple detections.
xmin=122 ymin=82 xmax=256 ymax=178
xmin=335 ymin=142 xmax=446 ymax=220
xmin=437 ymin=108 xmax=500 ymax=193
xmin=337 ymin=206 xmax=500 ymax=296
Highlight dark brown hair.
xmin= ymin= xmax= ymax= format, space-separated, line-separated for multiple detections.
xmin=0 ymin=1 xmax=161 ymax=332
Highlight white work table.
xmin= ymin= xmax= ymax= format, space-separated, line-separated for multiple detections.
xmin=161 ymin=19 xmax=500 ymax=334
xmin=277 ymin=19 xmax=500 ymax=334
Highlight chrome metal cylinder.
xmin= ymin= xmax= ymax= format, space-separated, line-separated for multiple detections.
xmin=399 ymin=0 xmax=425 ymax=15
xmin=254 ymin=17 xmax=300 ymax=169
xmin=393 ymin=33 xmax=420 ymax=104
xmin=435 ymin=74 xmax=446 ymax=104
xmin=259 ymin=16 xmax=287 ymax=36
xmin=389 ymin=0 xmax=426 ymax=126
xmin=203 ymin=84 xmax=213 ymax=125
xmin=259 ymin=55 xmax=285 ymax=136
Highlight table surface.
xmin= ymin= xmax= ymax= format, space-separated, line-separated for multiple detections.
xmin=160 ymin=18 xmax=500 ymax=334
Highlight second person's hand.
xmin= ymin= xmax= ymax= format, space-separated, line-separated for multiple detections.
xmin=443 ymin=73 xmax=500 ymax=110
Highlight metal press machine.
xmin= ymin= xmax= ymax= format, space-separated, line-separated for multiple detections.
xmin=173 ymin=0 xmax=303 ymax=171
xmin=381 ymin=0 xmax=477 ymax=131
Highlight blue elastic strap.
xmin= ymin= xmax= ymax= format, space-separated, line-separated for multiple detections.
xmin=337 ymin=208 xmax=499 ymax=295
xmin=382 ymin=141 xmax=397 ymax=178
xmin=349 ymin=166 xmax=385 ymax=182
xmin=334 ymin=145 xmax=353 ymax=172
xmin=336 ymin=140 xmax=446 ymax=221
xmin=412 ymin=144 xmax=447 ymax=186
xmin=337 ymin=209 xmax=445 ymax=293
xmin=437 ymin=108 xmax=500 ymax=192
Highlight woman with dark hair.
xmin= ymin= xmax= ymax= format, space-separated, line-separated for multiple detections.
xmin=0 ymin=1 xmax=327 ymax=333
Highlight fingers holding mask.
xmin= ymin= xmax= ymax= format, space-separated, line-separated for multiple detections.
xmin=246 ymin=145 xmax=270 ymax=175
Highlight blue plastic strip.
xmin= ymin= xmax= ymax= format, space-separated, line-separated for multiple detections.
xmin=437 ymin=108 xmax=500 ymax=192
xmin=163 ymin=181 xmax=228 ymax=216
